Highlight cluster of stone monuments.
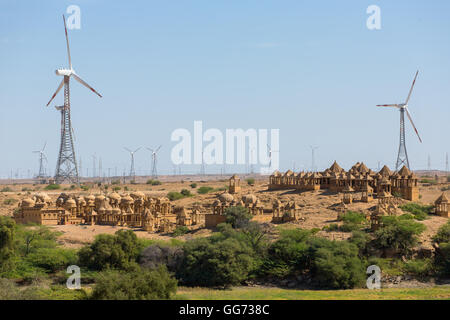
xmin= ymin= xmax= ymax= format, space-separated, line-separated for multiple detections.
xmin=11 ymin=170 xmax=449 ymax=232
xmin=269 ymin=161 xmax=419 ymax=201
xmin=13 ymin=191 xmax=202 ymax=233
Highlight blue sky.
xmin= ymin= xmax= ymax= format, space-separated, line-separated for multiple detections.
xmin=0 ymin=0 xmax=449 ymax=178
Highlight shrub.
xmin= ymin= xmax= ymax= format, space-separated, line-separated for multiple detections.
xmin=3 ymin=198 xmax=18 ymax=205
xmin=197 ymin=186 xmax=214 ymax=194
xmin=224 ymin=206 xmax=252 ymax=229
xmin=246 ymin=178 xmax=255 ymax=185
xmin=0 ymin=278 xmax=41 ymax=300
xmin=44 ymin=184 xmax=61 ymax=190
xmin=311 ymin=240 xmax=366 ymax=289
xmin=0 ymin=187 xmax=12 ymax=192
xmin=167 ymin=192 xmax=184 ymax=201
xmin=139 ymin=244 xmax=184 ymax=272
xmin=177 ymin=237 xmax=256 ymax=287
xmin=147 ymin=179 xmax=162 ymax=186
xmin=80 ymin=185 xmax=89 ymax=191
xmin=403 ymin=258 xmax=433 ymax=279
xmin=111 ymin=180 xmax=120 ymax=185
xmin=433 ymin=221 xmax=450 ymax=244
xmin=434 ymin=242 xmax=450 ymax=276
xmin=180 ymin=189 xmax=192 ymax=197
xmin=399 ymin=203 xmax=432 ymax=221
xmin=172 ymin=226 xmax=189 ymax=237
xmin=78 ymin=230 xmax=141 ymax=271
xmin=189 ymin=183 xmax=197 ymax=189
xmin=338 ymin=211 xmax=367 ymax=232
xmin=26 ymin=248 xmax=77 ymax=273
xmin=112 ymin=186 xmax=121 ymax=191
xmin=373 ymin=216 xmax=426 ymax=255
xmin=90 ymin=266 xmax=177 ymax=300
xmin=0 ymin=217 xmax=16 ymax=273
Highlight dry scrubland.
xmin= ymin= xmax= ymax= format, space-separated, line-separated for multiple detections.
xmin=0 ymin=176 xmax=449 ymax=249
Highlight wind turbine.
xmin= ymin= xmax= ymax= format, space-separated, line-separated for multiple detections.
xmin=46 ymin=15 xmax=102 ymax=184
xmin=377 ymin=70 xmax=422 ymax=171
xmin=310 ymin=145 xmax=318 ymax=172
xmin=147 ymin=145 xmax=162 ymax=179
xmin=124 ymin=147 xmax=141 ymax=179
xmin=33 ymin=142 xmax=48 ymax=179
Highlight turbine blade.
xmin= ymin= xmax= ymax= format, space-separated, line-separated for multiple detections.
xmin=405 ymin=70 xmax=419 ymax=104
xmin=376 ymin=104 xmax=400 ymax=108
xmin=46 ymin=79 xmax=64 ymax=106
xmin=156 ymin=145 xmax=162 ymax=153
xmin=42 ymin=141 xmax=47 ymax=152
xmin=405 ymin=107 xmax=422 ymax=143
xmin=63 ymin=15 xmax=72 ymax=69
xmin=72 ymin=73 xmax=102 ymax=98
xmin=124 ymin=147 xmax=132 ymax=153
xmin=134 ymin=147 xmax=141 ymax=153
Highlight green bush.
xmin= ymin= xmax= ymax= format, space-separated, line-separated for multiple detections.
xmin=177 ymin=237 xmax=257 ymax=287
xmin=0 ymin=187 xmax=12 ymax=192
xmin=0 ymin=278 xmax=42 ymax=300
xmin=0 ymin=217 xmax=16 ymax=273
xmin=90 ymin=266 xmax=177 ymax=300
xmin=167 ymin=192 xmax=184 ymax=201
xmin=312 ymin=240 xmax=365 ymax=289
xmin=172 ymin=226 xmax=189 ymax=237
xmin=147 ymin=179 xmax=162 ymax=186
xmin=246 ymin=178 xmax=255 ymax=185
xmin=112 ymin=186 xmax=121 ymax=191
xmin=435 ymin=242 xmax=450 ymax=276
xmin=3 ymin=198 xmax=18 ymax=205
xmin=111 ymin=180 xmax=120 ymax=185
xmin=197 ymin=186 xmax=214 ymax=194
xmin=26 ymin=248 xmax=77 ymax=273
xmin=80 ymin=185 xmax=89 ymax=191
xmin=399 ymin=203 xmax=432 ymax=221
xmin=403 ymin=258 xmax=433 ymax=279
xmin=224 ymin=206 xmax=252 ymax=229
xmin=433 ymin=221 xmax=450 ymax=244
xmin=189 ymin=183 xmax=197 ymax=189
xmin=263 ymin=229 xmax=365 ymax=289
xmin=180 ymin=189 xmax=192 ymax=197
xmin=44 ymin=184 xmax=61 ymax=190
xmin=78 ymin=230 xmax=142 ymax=271
xmin=373 ymin=216 xmax=426 ymax=255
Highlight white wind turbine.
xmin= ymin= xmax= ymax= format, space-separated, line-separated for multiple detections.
xmin=377 ymin=70 xmax=423 ymax=171
xmin=124 ymin=147 xmax=141 ymax=178
xmin=147 ymin=145 xmax=162 ymax=179
xmin=46 ymin=15 xmax=102 ymax=184
xmin=33 ymin=142 xmax=48 ymax=178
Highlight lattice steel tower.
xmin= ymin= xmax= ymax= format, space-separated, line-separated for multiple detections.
xmin=395 ymin=107 xmax=410 ymax=171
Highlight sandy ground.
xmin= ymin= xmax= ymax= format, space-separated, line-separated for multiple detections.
xmin=1 ymin=176 xmax=449 ymax=249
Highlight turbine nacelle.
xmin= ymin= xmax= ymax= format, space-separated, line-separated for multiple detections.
xmin=55 ymin=68 xmax=73 ymax=76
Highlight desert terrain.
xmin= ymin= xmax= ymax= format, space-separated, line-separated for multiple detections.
xmin=1 ymin=174 xmax=449 ymax=250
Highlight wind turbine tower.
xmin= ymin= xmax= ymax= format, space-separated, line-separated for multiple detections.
xmin=377 ymin=71 xmax=422 ymax=171
xmin=310 ymin=145 xmax=318 ymax=172
xmin=46 ymin=15 xmax=102 ymax=184
xmin=125 ymin=147 xmax=141 ymax=179
xmin=147 ymin=146 xmax=162 ymax=179
xmin=33 ymin=142 xmax=47 ymax=179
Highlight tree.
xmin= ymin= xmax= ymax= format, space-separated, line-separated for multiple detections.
xmin=177 ymin=237 xmax=256 ymax=287
xmin=373 ymin=216 xmax=426 ymax=256
xmin=224 ymin=206 xmax=252 ymax=229
xmin=0 ymin=217 xmax=16 ymax=273
xmin=78 ymin=230 xmax=141 ymax=271
xmin=139 ymin=244 xmax=184 ymax=272
xmin=90 ymin=266 xmax=177 ymax=300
